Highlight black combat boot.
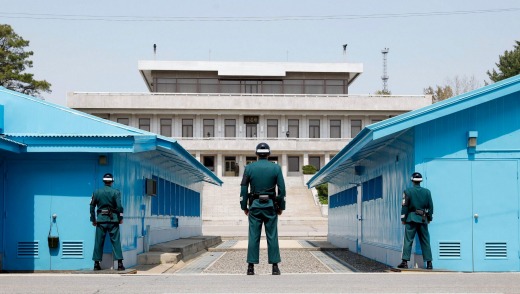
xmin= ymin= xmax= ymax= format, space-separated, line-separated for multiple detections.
xmin=94 ymin=261 xmax=101 ymax=271
xmin=272 ymin=263 xmax=280 ymax=275
xmin=247 ymin=263 xmax=254 ymax=275
xmin=397 ymin=260 xmax=408 ymax=269
xmin=117 ymin=260 xmax=125 ymax=271
xmin=426 ymin=261 xmax=433 ymax=270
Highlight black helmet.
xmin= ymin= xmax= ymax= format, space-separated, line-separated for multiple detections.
xmin=411 ymin=172 xmax=423 ymax=182
xmin=255 ymin=142 xmax=271 ymax=157
xmin=102 ymin=173 xmax=114 ymax=182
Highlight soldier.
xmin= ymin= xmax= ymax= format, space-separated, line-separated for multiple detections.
xmin=90 ymin=173 xmax=125 ymax=271
xmin=240 ymin=142 xmax=286 ymax=275
xmin=397 ymin=172 xmax=434 ymax=270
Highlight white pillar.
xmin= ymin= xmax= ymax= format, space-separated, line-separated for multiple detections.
xmin=216 ymin=153 xmax=223 ymax=177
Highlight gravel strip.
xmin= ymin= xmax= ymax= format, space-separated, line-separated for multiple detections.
xmin=203 ymin=250 xmax=332 ymax=274
xmin=325 ymin=249 xmax=392 ymax=272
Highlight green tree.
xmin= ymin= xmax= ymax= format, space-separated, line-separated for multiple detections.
xmin=487 ymin=41 xmax=520 ymax=82
xmin=0 ymin=24 xmax=51 ymax=96
xmin=374 ymin=89 xmax=391 ymax=95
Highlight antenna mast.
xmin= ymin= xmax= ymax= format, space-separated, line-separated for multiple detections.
xmin=381 ymin=48 xmax=389 ymax=93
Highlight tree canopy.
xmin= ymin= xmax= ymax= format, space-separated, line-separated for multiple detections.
xmin=487 ymin=41 xmax=520 ymax=83
xmin=0 ymin=24 xmax=51 ymax=96
xmin=424 ymin=75 xmax=481 ymax=103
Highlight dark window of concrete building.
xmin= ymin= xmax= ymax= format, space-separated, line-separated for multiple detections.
xmin=199 ymin=79 xmax=219 ymax=93
xmin=284 ymin=80 xmax=304 ymax=94
xmin=330 ymin=119 xmax=341 ymax=138
xmin=309 ymin=119 xmax=320 ymax=138
xmin=262 ymin=81 xmax=283 ymax=94
xmin=117 ymin=118 xmax=129 ymax=126
xmin=160 ymin=119 xmax=172 ymax=137
xmin=246 ymin=124 xmax=257 ymax=138
xmin=305 ymin=80 xmax=324 ymax=94
xmin=225 ymin=119 xmax=236 ymax=137
xmin=288 ymin=156 xmax=300 ymax=172
xmin=309 ymin=156 xmax=321 ymax=171
xmin=155 ymin=78 xmax=176 ymax=92
xmin=177 ymin=78 xmax=197 ymax=93
xmin=242 ymin=80 xmax=260 ymax=94
xmin=351 ymin=119 xmax=362 ymax=137
xmin=203 ymin=156 xmax=215 ymax=171
xmin=139 ymin=118 xmax=151 ymax=132
xmin=325 ymin=80 xmax=346 ymax=94
xmin=288 ymin=119 xmax=299 ymax=138
xmin=203 ymin=119 xmax=215 ymax=137
xmin=220 ymin=80 xmax=241 ymax=93
xmin=267 ymin=119 xmax=278 ymax=138
xmin=182 ymin=119 xmax=193 ymax=137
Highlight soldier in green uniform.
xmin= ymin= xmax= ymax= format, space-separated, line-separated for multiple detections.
xmin=397 ymin=172 xmax=434 ymax=270
xmin=90 ymin=173 xmax=125 ymax=271
xmin=240 ymin=142 xmax=286 ymax=275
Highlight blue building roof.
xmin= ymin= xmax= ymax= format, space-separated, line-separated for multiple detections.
xmin=308 ymin=74 xmax=520 ymax=188
xmin=0 ymin=87 xmax=222 ymax=186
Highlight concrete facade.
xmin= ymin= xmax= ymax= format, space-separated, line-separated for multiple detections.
xmin=68 ymin=60 xmax=432 ymax=178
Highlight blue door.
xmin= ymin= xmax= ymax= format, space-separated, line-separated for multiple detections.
xmin=472 ymin=160 xmax=519 ymax=271
xmin=4 ymin=159 xmax=95 ymax=271
xmin=427 ymin=160 xmax=519 ymax=272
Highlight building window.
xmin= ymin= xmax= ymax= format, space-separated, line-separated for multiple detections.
xmin=309 ymin=119 xmax=320 ymax=138
xmin=330 ymin=120 xmax=341 ymax=138
xmin=160 ymin=119 xmax=172 ymax=137
xmin=288 ymin=119 xmax=299 ymax=138
xmin=246 ymin=124 xmax=257 ymax=138
xmin=225 ymin=119 xmax=236 ymax=137
xmin=267 ymin=119 xmax=278 ymax=138
xmin=117 ymin=118 xmax=129 ymax=126
xmin=351 ymin=119 xmax=362 ymax=137
xmin=199 ymin=79 xmax=219 ymax=93
xmin=155 ymin=78 xmax=176 ymax=93
xmin=242 ymin=80 xmax=260 ymax=93
xmin=262 ymin=81 xmax=282 ymax=94
xmin=139 ymin=118 xmax=151 ymax=132
xmin=220 ymin=80 xmax=241 ymax=93
xmin=309 ymin=156 xmax=321 ymax=171
xmin=203 ymin=119 xmax=215 ymax=137
xmin=288 ymin=156 xmax=300 ymax=172
xmin=371 ymin=119 xmax=382 ymax=124
xmin=325 ymin=80 xmax=346 ymax=94
xmin=182 ymin=119 xmax=193 ymax=138
xmin=177 ymin=78 xmax=197 ymax=93
xmin=284 ymin=80 xmax=304 ymax=94
xmin=304 ymin=80 xmax=324 ymax=94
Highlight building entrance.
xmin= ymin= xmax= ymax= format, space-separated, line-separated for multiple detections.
xmin=224 ymin=156 xmax=238 ymax=176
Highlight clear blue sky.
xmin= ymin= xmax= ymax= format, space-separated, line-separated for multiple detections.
xmin=2 ymin=0 xmax=519 ymax=105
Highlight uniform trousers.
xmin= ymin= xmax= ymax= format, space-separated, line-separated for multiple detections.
xmin=93 ymin=222 xmax=123 ymax=261
xmin=247 ymin=206 xmax=281 ymax=264
xmin=402 ymin=221 xmax=432 ymax=261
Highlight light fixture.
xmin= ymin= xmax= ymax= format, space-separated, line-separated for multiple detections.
xmin=467 ymin=131 xmax=478 ymax=154
xmin=467 ymin=131 xmax=478 ymax=148
xmin=98 ymin=155 xmax=108 ymax=165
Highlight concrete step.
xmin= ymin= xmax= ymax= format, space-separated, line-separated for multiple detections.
xmin=136 ymin=236 xmax=222 ymax=265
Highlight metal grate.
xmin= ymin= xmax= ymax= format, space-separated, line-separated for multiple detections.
xmin=438 ymin=241 xmax=461 ymax=259
xmin=485 ymin=242 xmax=507 ymax=259
xmin=62 ymin=241 xmax=84 ymax=258
xmin=17 ymin=241 xmax=39 ymax=258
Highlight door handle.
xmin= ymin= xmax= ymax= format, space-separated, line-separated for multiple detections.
xmin=474 ymin=213 xmax=478 ymax=219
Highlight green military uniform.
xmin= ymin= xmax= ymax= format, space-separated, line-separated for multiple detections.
xmin=400 ymin=182 xmax=434 ymax=262
xmin=240 ymin=158 xmax=286 ymax=264
xmin=90 ymin=184 xmax=124 ymax=262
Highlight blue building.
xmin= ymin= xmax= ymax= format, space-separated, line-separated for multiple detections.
xmin=0 ymin=87 xmax=222 ymax=271
xmin=308 ymin=75 xmax=520 ymax=272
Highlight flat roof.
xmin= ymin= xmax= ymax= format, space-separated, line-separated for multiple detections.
xmin=138 ymin=60 xmax=363 ymax=91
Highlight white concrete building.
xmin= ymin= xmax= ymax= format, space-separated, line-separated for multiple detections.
xmin=68 ymin=60 xmax=432 ymax=178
